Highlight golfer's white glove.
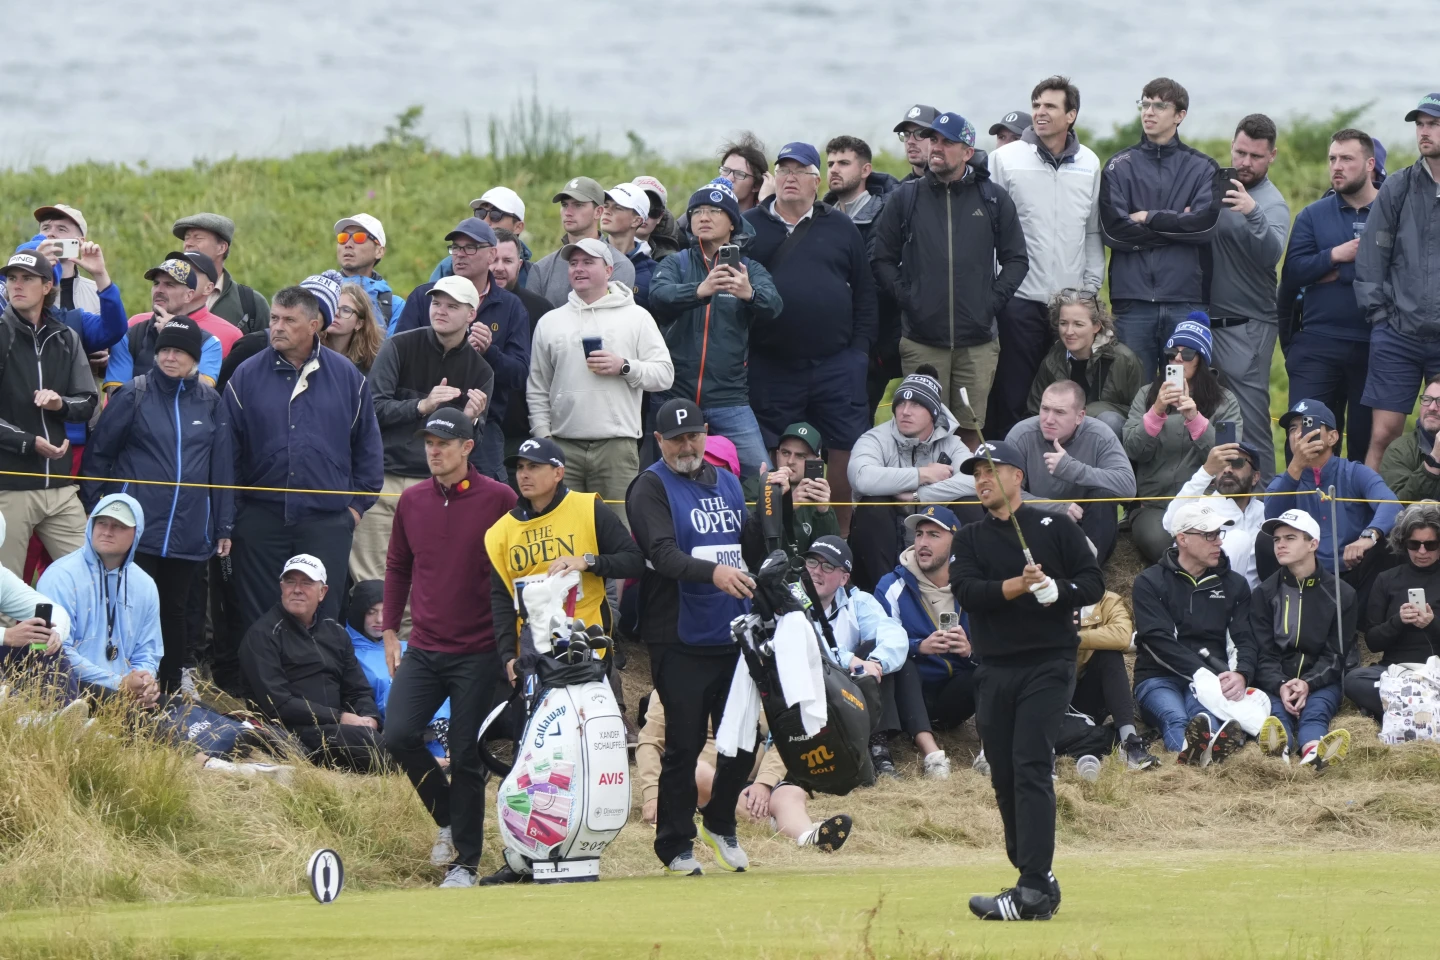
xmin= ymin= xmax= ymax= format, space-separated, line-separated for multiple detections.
xmin=1029 ymin=577 xmax=1059 ymax=606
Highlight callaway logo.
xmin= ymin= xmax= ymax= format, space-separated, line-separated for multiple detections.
xmin=977 ymin=443 xmax=996 ymax=454
xmin=1209 ymin=589 xmax=1226 ymax=599
xmin=1041 ymin=517 xmax=1053 ymax=525
xmin=9 ymin=254 xmax=37 ymax=268
xmin=907 ymin=107 xmax=921 ymax=119
xmin=518 ymin=439 xmax=539 ymax=453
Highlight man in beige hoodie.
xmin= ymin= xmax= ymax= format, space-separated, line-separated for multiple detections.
xmin=526 ymin=238 xmax=673 ymax=527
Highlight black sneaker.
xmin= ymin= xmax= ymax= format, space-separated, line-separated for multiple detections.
xmin=1048 ymin=871 xmax=1062 ymax=916
xmin=968 ymin=885 xmax=1054 ymax=921
xmin=477 ymin=863 xmax=531 ymax=886
xmin=1123 ymin=734 xmax=1160 ymax=771
xmin=869 ymin=733 xmax=897 ymax=779
xmin=1177 ymin=714 xmax=1213 ymax=767
xmin=1208 ymin=719 xmax=1245 ymax=765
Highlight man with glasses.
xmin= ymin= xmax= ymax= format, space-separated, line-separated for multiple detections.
xmin=893 ymin=104 xmax=941 ymax=182
xmin=987 ymin=76 xmax=1104 ymax=440
xmin=744 ymin=142 xmax=877 ymax=534
xmin=334 ymin=213 xmax=405 ymax=335
xmin=602 ymin=182 xmax=657 ymax=308
xmin=428 ymin=187 xmax=534 ymax=290
xmin=1265 ymin=399 xmax=1399 ymax=609
xmin=392 ymin=218 xmax=530 ymax=480
xmin=872 ymin=112 xmax=1028 ymax=449
xmin=1131 ymin=499 xmax=1255 ymax=764
xmin=1380 ymin=375 xmax=1440 ymax=501
xmin=527 ymin=177 xmax=636 ymax=307
xmin=718 ymin=135 xmax=770 ymax=213
xmin=1099 ymin=78 xmax=1220 ymax=379
xmin=1160 ymin=439 xmax=1266 ymax=588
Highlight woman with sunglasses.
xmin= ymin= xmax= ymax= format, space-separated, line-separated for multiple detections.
xmin=1346 ymin=502 xmax=1440 ymax=719
xmin=1124 ymin=312 xmax=1242 ymax=563
xmin=1027 ymin=290 xmax=1145 ymax=438
xmin=324 ymin=284 xmax=383 ymax=376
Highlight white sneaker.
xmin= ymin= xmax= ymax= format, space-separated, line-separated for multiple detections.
xmin=922 ymin=750 xmax=951 ymax=779
xmin=971 ymin=749 xmax=990 ymax=777
xmin=1075 ymin=755 xmax=1102 ymax=782
xmin=203 ymin=757 xmax=295 ymax=785
xmin=664 ymin=852 xmax=704 ymax=876
xmin=439 ymin=865 xmax=477 ymax=888
xmin=698 ymin=823 xmax=749 ymax=872
xmin=430 ymin=826 xmax=456 ymax=866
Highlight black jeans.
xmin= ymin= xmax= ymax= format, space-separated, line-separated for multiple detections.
xmin=383 ymin=646 xmax=501 ymax=871
xmin=649 ymin=644 xmax=755 ymax=864
xmin=133 ymin=552 xmax=203 ymax=694
xmin=1070 ymin=649 xmax=1134 ymax=729
xmin=1343 ymin=663 xmax=1386 ymax=719
xmin=880 ymin=659 xmax=978 ymax=737
xmin=232 ymin=501 xmax=355 ymax=634
xmin=985 ymin=297 xmax=1054 ymax=441
xmin=293 ymin=722 xmax=384 ymax=772
xmin=1078 ymin=500 xmax=1119 ymax=566
xmin=975 ymin=656 xmax=1075 ymax=893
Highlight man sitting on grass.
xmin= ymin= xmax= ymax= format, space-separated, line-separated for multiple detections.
xmin=1251 ymin=510 xmax=1356 ymax=769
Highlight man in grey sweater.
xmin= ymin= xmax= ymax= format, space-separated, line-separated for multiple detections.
xmin=1207 ymin=114 xmax=1291 ymax=483
xmin=526 ymin=177 xmax=636 ymax=306
xmin=1004 ymin=380 xmax=1136 ymax=563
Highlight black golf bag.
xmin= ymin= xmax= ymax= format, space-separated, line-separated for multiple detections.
xmin=733 ymin=550 xmax=877 ymax=796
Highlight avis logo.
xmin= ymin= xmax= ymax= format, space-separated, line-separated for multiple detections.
xmin=598 ymin=771 xmax=625 ymax=785
xmin=801 ymin=745 xmax=834 ymax=768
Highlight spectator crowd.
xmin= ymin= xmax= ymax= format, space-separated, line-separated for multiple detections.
xmin=4 ymin=75 xmax=1440 ymax=891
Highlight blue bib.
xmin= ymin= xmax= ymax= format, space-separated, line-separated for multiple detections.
xmin=648 ymin=461 xmax=749 ymax=645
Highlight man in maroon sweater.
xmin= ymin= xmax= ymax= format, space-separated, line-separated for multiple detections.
xmin=381 ymin=408 xmax=516 ymax=889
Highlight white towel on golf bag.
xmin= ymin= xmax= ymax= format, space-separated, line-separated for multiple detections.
xmin=716 ymin=612 xmax=827 ymax=757
xmin=519 ymin=570 xmax=581 ymax=654
xmin=1190 ymin=668 xmax=1270 ymax=736
xmin=1377 ymin=658 xmax=1440 ymax=744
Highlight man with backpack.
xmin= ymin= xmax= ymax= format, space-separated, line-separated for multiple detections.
xmin=871 ymin=111 xmax=1029 ymax=449
xmin=335 ymin=214 xmax=405 ymax=335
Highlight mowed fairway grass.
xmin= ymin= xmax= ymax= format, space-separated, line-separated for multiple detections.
xmin=2 ymin=849 xmax=1430 ymax=960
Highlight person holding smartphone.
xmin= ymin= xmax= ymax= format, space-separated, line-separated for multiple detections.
xmin=0 ymin=511 xmax=70 ymax=680
xmin=739 ymin=422 xmax=839 ymax=565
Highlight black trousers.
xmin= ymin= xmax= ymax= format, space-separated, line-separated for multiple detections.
xmin=133 ymin=552 xmax=203 ymax=694
xmin=880 ymin=659 xmax=978 ymax=737
xmin=649 ymin=644 xmax=755 ymax=864
xmin=1070 ymin=649 xmax=1135 ymax=729
xmin=975 ymin=656 xmax=1075 ymax=892
xmin=232 ymin=501 xmax=354 ymax=634
xmin=383 ymin=646 xmax=501 ymax=870
xmin=848 ymin=500 xmax=905 ymax=594
xmin=209 ymin=555 xmax=246 ymax=695
xmin=293 ymin=722 xmax=385 ymax=772
xmin=1343 ymin=664 xmax=1385 ymax=719
xmin=1077 ymin=500 xmax=1119 ymax=566
xmin=984 ymin=297 xmax=1054 ymax=441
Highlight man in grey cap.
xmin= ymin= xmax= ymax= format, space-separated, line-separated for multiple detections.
xmin=173 ymin=213 xmax=270 ymax=334
xmin=989 ymin=110 xmax=1033 ymax=147
xmin=526 ymin=176 xmax=636 ymax=306
xmin=894 ymin=103 xmax=940 ymax=181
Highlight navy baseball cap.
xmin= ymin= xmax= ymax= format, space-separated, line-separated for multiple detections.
xmin=445 ymin=217 xmax=497 ymax=247
xmin=805 ymin=535 xmax=853 ymax=573
xmin=931 ymin=112 xmax=977 ymax=146
xmin=960 ymin=440 xmax=1025 ymax=475
xmin=1404 ymin=93 xmax=1440 ymax=122
xmin=505 ymin=436 xmax=566 ymax=468
xmin=415 ymin=408 xmax=476 ymax=442
xmin=655 ymin=398 xmax=704 ymax=439
xmin=775 ymin=142 xmax=821 ymax=170
xmin=904 ymin=504 xmax=961 ymax=536
xmin=1234 ymin=440 xmax=1264 ymax=468
xmin=1277 ymin=399 xmax=1338 ymax=432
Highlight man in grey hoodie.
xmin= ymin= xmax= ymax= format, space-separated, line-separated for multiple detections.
xmin=1005 ymin=380 xmax=1135 ymax=563
xmin=525 ymin=177 xmax=636 ymax=306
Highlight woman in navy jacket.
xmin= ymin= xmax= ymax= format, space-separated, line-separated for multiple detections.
xmin=80 ymin=317 xmax=234 ymax=692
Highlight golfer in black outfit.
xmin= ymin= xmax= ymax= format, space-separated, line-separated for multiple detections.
xmin=952 ymin=441 xmax=1105 ymax=921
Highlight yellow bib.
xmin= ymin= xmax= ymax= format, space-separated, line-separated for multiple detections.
xmin=485 ymin=490 xmax=604 ymax=656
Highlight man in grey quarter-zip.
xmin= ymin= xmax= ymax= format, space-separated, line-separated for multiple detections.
xmin=871 ymin=111 xmax=1028 ymax=450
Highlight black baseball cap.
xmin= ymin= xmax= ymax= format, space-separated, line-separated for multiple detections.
xmin=894 ymin=103 xmax=939 ymax=133
xmin=806 ymin=535 xmax=853 ymax=573
xmin=166 ymin=249 xmax=218 ymax=283
xmin=655 ymin=398 xmax=705 ymax=439
xmin=414 ymin=408 xmax=475 ymax=442
xmin=960 ymin=440 xmax=1026 ymax=475
xmin=505 ymin=436 xmax=565 ymax=468
xmin=3 ymin=249 xmax=52 ymax=280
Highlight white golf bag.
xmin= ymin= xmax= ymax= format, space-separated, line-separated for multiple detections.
xmin=480 ymin=624 xmax=631 ymax=883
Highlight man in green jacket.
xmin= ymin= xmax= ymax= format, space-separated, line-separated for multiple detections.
xmin=1379 ymin=374 xmax=1440 ymax=502
xmin=740 ymin=422 xmax=840 ymax=566
xmin=172 ymin=213 xmax=270 ymax=335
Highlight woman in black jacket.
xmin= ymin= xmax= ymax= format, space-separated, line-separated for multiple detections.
xmin=1346 ymin=502 xmax=1440 ymax=717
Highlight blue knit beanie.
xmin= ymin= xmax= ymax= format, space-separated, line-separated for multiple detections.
xmin=686 ymin=177 xmax=743 ymax=233
xmin=300 ymin=270 xmax=343 ymax=329
xmin=1165 ymin=311 xmax=1213 ymax=365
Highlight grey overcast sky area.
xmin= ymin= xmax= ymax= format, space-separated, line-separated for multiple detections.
xmin=4 ymin=1 xmax=1433 ymax=170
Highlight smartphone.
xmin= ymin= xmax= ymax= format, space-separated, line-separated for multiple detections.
xmin=31 ymin=603 xmax=52 ymax=651
xmin=1301 ymin=415 xmax=1316 ymax=433
xmin=1214 ymin=166 xmax=1239 ymax=194
xmin=716 ymin=244 xmax=740 ymax=268
xmin=55 ymin=238 xmax=81 ymax=260
xmin=804 ymin=459 xmax=825 ymax=481
xmin=939 ymin=611 xmax=959 ymax=630
xmin=1214 ymin=421 xmax=1237 ymax=447
xmin=1410 ymin=588 xmax=1427 ymax=609
xmin=581 ymin=336 xmax=603 ymax=358
xmin=1165 ymin=364 xmax=1184 ymax=390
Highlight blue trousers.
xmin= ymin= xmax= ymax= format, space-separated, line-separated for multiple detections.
xmin=1134 ymin=675 xmax=1218 ymax=752
xmin=1112 ymin=300 xmax=1207 ymax=381
xmin=1286 ymin=330 xmax=1371 ymax=461
xmin=1266 ymin=683 xmax=1344 ymax=749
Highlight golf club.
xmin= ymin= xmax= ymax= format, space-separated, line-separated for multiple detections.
xmin=957 ymin=387 xmax=1033 ymax=564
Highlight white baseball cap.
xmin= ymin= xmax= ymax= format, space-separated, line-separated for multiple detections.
xmin=1261 ymin=509 xmax=1321 ymax=541
xmin=427 ymin=275 xmax=480 ymax=308
xmin=333 ymin=214 xmax=386 ymax=248
xmin=281 ymin=554 xmax=328 ymax=584
xmin=1169 ymin=498 xmax=1236 ymax=535
xmin=632 ymin=175 xmax=668 ymax=206
xmin=605 ymin=182 xmax=651 ymax=220
xmin=560 ymin=236 xmax=614 ymax=266
xmin=471 ymin=186 xmax=525 ymax=221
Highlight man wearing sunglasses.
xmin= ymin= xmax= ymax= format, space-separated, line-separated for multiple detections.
xmin=334 ymin=214 xmax=405 ymax=336
xmin=1265 ymin=399 xmax=1399 ymax=607
xmin=526 ymin=177 xmax=636 ymax=308
xmin=1161 ymin=439 xmax=1266 ymax=588
xmin=1132 ymin=498 xmax=1255 ymax=765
